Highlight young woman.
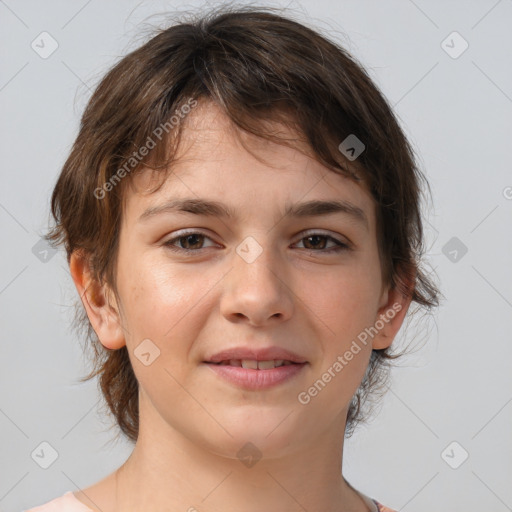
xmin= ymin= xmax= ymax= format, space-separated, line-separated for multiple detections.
xmin=26 ymin=5 xmax=438 ymax=511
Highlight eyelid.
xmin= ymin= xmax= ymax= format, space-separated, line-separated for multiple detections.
xmin=294 ymin=230 xmax=351 ymax=252
xmin=162 ymin=228 xmax=351 ymax=253
xmin=163 ymin=229 xmax=218 ymax=247
xmin=298 ymin=229 xmax=350 ymax=245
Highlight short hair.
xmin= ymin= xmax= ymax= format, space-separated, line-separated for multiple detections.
xmin=46 ymin=5 xmax=439 ymax=443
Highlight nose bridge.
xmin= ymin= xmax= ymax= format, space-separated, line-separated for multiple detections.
xmin=234 ymin=234 xmax=283 ymax=292
xmin=221 ymin=234 xmax=293 ymax=324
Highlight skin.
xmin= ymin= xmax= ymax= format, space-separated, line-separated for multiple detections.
xmin=69 ymin=100 xmax=412 ymax=512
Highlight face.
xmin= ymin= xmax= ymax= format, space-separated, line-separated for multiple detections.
xmin=83 ymin=100 xmax=406 ymax=460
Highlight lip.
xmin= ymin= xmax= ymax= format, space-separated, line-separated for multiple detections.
xmin=205 ymin=346 xmax=308 ymax=364
xmin=204 ymin=362 xmax=307 ymax=390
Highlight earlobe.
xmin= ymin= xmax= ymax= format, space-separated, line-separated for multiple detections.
xmin=69 ymin=251 xmax=126 ymax=350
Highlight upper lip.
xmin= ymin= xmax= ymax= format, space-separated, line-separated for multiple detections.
xmin=205 ymin=346 xmax=308 ymax=364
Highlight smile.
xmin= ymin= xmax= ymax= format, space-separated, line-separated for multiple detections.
xmin=209 ymin=359 xmax=298 ymax=369
xmin=204 ymin=360 xmax=307 ymax=390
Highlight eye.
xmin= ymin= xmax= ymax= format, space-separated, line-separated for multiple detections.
xmin=163 ymin=231 xmax=217 ymax=253
xmin=162 ymin=230 xmax=350 ymax=255
xmin=294 ymin=232 xmax=350 ymax=253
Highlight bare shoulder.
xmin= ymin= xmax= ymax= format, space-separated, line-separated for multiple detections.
xmin=72 ymin=471 xmax=118 ymax=512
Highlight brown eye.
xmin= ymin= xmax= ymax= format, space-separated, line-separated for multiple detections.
xmin=176 ymin=233 xmax=205 ymax=250
xmin=295 ymin=233 xmax=349 ymax=253
xmin=302 ymin=235 xmax=328 ymax=250
xmin=163 ymin=231 xmax=216 ymax=253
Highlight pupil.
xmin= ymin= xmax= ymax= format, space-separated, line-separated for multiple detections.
xmin=183 ymin=234 xmax=202 ymax=249
xmin=180 ymin=235 xmax=327 ymax=250
xmin=306 ymin=235 xmax=325 ymax=249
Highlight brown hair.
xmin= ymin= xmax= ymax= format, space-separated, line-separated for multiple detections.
xmin=46 ymin=4 xmax=439 ymax=443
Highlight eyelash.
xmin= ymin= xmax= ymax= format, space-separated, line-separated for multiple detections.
xmin=162 ymin=230 xmax=350 ymax=255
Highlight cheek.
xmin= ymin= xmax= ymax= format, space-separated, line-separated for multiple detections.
xmin=300 ymin=266 xmax=379 ymax=412
xmin=116 ymin=252 xmax=216 ymax=349
xmin=303 ymin=257 xmax=382 ymax=340
xmin=115 ymin=259 xmax=205 ymax=397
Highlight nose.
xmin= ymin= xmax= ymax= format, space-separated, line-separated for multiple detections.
xmin=219 ymin=238 xmax=294 ymax=327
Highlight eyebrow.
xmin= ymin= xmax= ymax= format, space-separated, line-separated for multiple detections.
xmin=138 ymin=197 xmax=369 ymax=230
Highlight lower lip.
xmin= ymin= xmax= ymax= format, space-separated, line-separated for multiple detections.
xmin=204 ymin=362 xmax=307 ymax=390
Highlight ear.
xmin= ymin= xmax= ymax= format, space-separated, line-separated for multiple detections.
xmin=371 ymin=272 xmax=414 ymax=351
xmin=69 ymin=251 xmax=126 ymax=350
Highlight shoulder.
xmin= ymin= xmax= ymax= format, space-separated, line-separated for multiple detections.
xmin=375 ymin=502 xmax=398 ymax=512
xmin=24 ymin=491 xmax=94 ymax=511
xmin=354 ymin=486 xmax=397 ymax=512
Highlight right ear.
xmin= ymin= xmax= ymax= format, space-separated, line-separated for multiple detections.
xmin=69 ymin=251 xmax=126 ymax=350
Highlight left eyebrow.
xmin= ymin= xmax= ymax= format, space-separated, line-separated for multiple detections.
xmin=138 ymin=197 xmax=369 ymax=230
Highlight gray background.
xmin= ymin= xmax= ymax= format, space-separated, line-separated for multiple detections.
xmin=1 ymin=0 xmax=511 ymax=511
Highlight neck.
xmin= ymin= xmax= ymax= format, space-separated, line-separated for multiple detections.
xmin=112 ymin=394 xmax=369 ymax=512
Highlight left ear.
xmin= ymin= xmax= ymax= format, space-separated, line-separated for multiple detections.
xmin=371 ymin=275 xmax=414 ymax=351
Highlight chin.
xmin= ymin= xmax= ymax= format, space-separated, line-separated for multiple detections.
xmin=200 ymin=408 xmax=307 ymax=460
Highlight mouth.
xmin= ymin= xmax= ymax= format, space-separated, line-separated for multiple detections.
xmin=205 ymin=359 xmax=300 ymax=369
xmin=203 ymin=359 xmax=308 ymax=390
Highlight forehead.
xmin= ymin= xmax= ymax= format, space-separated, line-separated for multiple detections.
xmin=123 ymin=101 xmax=376 ymax=227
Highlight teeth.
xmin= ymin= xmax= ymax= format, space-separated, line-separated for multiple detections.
xmin=213 ymin=359 xmax=297 ymax=368
xmin=241 ymin=359 xmax=259 ymax=369
xmin=257 ymin=360 xmax=277 ymax=370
